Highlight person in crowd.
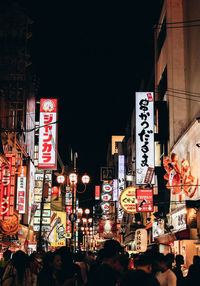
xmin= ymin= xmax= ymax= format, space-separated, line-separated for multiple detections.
xmin=173 ymin=254 xmax=185 ymax=286
xmin=155 ymin=253 xmax=177 ymax=286
xmin=1 ymin=250 xmax=37 ymax=286
xmin=134 ymin=252 xmax=154 ymax=274
xmin=165 ymin=253 xmax=175 ymax=269
xmin=185 ymin=255 xmax=200 ymax=285
xmin=74 ymin=251 xmax=89 ymax=285
xmin=86 ymin=239 xmax=124 ymax=286
xmin=0 ymin=250 xmax=12 ymax=280
xmin=119 ymin=269 xmax=160 ymax=286
xmin=57 ymin=246 xmax=83 ymax=286
xmin=37 ymin=250 xmax=62 ymax=286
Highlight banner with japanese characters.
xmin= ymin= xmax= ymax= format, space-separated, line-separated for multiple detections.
xmin=0 ymin=154 xmax=16 ymax=219
xmin=135 ymin=92 xmax=155 ymax=185
xmin=38 ymin=98 xmax=57 ymax=169
xmin=17 ymin=166 xmax=27 ymax=214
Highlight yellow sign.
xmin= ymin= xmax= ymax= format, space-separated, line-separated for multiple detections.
xmin=51 ymin=211 xmax=66 ymax=247
xmin=119 ymin=187 xmax=137 ymax=214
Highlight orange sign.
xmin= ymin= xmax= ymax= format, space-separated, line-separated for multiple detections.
xmin=119 ymin=187 xmax=137 ymax=214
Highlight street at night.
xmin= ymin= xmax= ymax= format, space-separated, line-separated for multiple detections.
xmin=0 ymin=0 xmax=200 ymax=285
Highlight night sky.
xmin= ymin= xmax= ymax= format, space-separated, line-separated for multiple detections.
xmin=17 ymin=0 xmax=160 ymax=207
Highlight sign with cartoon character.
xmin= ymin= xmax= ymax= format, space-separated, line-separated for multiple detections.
xmin=50 ymin=211 xmax=66 ymax=247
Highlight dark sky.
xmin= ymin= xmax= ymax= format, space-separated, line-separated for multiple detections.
xmin=18 ymin=0 xmax=160 ymax=207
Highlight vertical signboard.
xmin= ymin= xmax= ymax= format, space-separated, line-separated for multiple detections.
xmin=113 ymin=179 xmax=118 ymax=202
xmin=95 ymin=185 xmax=100 ymax=200
xmin=17 ymin=166 xmax=27 ymax=214
xmin=135 ymin=92 xmax=154 ymax=185
xmin=38 ymin=98 xmax=57 ymax=169
xmin=118 ymin=155 xmax=125 ymax=220
xmin=0 ymin=154 xmax=16 ymax=218
xmin=51 ymin=211 xmax=66 ymax=247
xmin=136 ymin=188 xmax=153 ymax=212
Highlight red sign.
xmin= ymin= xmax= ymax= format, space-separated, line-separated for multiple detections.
xmin=0 ymin=154 xmax=16 ymax=219
xmin=95 ymin=185 xmax=100 ymax=200
xmin=38 ymin=99 xmax=57 ymax=169
xmin=66 ymin=206 xmax=72 ymax=215
xmin=136 ymin=189 xmax=153 ymax=212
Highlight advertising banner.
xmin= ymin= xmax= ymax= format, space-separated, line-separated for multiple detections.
xmin=17 ymin=166 xmax=27 ymax=214
xmin=119 ymin=187 xmax=137 ymax=214
xmin=0 ymin=154 xmax=16 ymax=218
xmin=136 ymin=188 xmax=153 ymax=212
xmin=51 ymin=211 xmax=66 ymax=247
xmin=95 ymin=185 xmax=100 ymax=200
xmin=38 ymin=98 xmax=57 ymax=169
xmin=135 ymin=92 xmax=154 ymax=185
xmin=118 ymin=155 xmax=125 ymax=220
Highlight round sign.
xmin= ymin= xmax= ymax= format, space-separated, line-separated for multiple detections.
xmin=119 ymin=187 xmax=137 ymax=214
xmin=101 ymin=193 xmax=112 ymax=202
xmin=102 ymin=183 xmax=112 ymax=193
xmin=100 ymin=202 xmax=110 ymax=212
xmin=69 ymin=213 xmax=77 ymax=222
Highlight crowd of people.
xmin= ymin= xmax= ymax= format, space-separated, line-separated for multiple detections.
xmin=0 ymin=240 xmax=200 ymax=286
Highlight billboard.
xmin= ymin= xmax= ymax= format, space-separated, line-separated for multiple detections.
xmin=135 ymin=92 xmax=154 ymax=185
xmin=119 ymin=187 xmax=137 ymax=214
xmin=50 ymin=211 xmax=66 ymax=247
xmin=38 ymin=98 xmax=57 ymax=169
xmin=136 ymin=188 xmax=153 ymax=212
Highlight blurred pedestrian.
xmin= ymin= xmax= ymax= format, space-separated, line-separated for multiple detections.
xmin=185 ymin=255 xmax=200 ymax=285
xmin=173 ymin=254 xmax=185 ymax=286
xmin=37 ymin=250 xmax=62 ymax=286
xmin=1 ymin=250 xmax=37 ymax=286
xmin=155 ymin=253 xmax=176 ymax=286
xmin=0 ymin=250 xmax=12 ymax=280
xmin=120 ymin=269 xmax=160 ymax=286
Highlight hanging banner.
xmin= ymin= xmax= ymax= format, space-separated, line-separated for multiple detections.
xmin=118 ymin=155 xmax=125 ymax=220
xmin=17 ymin=166 xmax=27 ymax=214
xmin=51 ymin=211 xmax=66 ymax=247
xmin=0 ymin=154 xmax=16 ymax=219
xmin=135 ymin=92 xmax=154 ymax=185
xmin=119 ymin=187 xmax=137 ymax=214
xmin=38 ymin=98 xmax=57 ymax=169
xmin=135 ymin=229 xmax=147 ymax=252
xmin=95 ymin=185 xmax=100 ymax=200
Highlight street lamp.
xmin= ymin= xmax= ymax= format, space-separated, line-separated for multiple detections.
xmin=56 ymin=174 xmax=65 ymax=184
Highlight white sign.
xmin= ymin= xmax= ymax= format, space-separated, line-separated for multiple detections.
xmin=171 ymin=208 xmax=187 ymax=232
xmin=135 ymin=228 xmax=147 ymax=252
xmin=38 ymin=99 xmax=57 ymax=169
xmin=152 ymin=220 xmax=165 ymax=239
xmin=118 ymin=155 xmax=125 ymax=220
xmin=135 ymin=92 xmax=154 ymax=185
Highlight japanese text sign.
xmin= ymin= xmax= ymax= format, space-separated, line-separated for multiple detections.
xmin=17 ymin=166 xmax=27 ymax=214
xmin=119 ymin=187 xmax=137 ymax=214
xmin=38 ymin=99 xmax=57 ymax=169
xmin=135 ymin=229 xmax=147 ymax=252
xmin=135 ymin=92 xmax=154 ymax=185
xmin=0 ymin=154 xmax=16 ymax=218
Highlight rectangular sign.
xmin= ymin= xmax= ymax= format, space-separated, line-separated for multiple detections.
xmin=0 ymin=154 xmax=16 ymax=218
xmin=118 ymin=155 xmax=125 ymax=220
xmin=17 ymin=166 xmax=27 ymax=214
xmin=136 ymin=189 xmax=153 ymax=212
xmin=135 ymin=92 xmax=154 ymax=185
xmin=95 ymin=185 xmax=100 ymax=200
xmin=38 ymin=98 xmax=57 ymax=169
xmin=100 ymin=167 xmax=114 ymax=181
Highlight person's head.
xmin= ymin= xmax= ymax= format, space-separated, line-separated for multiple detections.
xmin=12 ymin=251 xmax=28 ymax=281
xmin=165 ymin=253 xmax=174 ymax=269
xmin=103 ymin=239 xmax=123 ymax=259
xmin=3 ymin=249 xmax=12 ymax=261
xmin=193 ymin=255 xmax=200 ymax=265
xmin=112 ymin=254 xmax=130 ymax=274
xmin=52 ymin=251 xmax=62 ymax=271
xmin=175 ymin=254 xmax=184 ymax=266
xmin=135 ymin=253 xmax=153 ymax=274
xmin=153 ymin=253 xmax=168 ymax=272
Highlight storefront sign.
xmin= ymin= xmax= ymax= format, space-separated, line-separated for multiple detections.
xmin=136 ymin=189 xmax=153 ymax=212
xmin=38 ymin=98 xmax=57 ymax=169
xmin=100 ymin=167 xmax=114 ymax=181
xmin=135 ymin=229 xmax=147 ymax=252
xmin=135 ymin=92 xmax=154 ymax=185
xmin=102 ymin=183 xmax=113 ymax=193
xmin=51 ymin=211 xmax=66 ymax=247
xmin=113 ymin=179 xmax=118 ymax=202
xmin=65 ymin=192 xmax=72 ymax=205
xmin=171 ymin=208 xmax=187 ymax=232
xmin=101 ymin=193 xmax=112 ymax=202
xmin=51 ymin=186 xmax=59 ymax=201
xmin=0 ymin=154 xmax=16 ymax=218
xmin=119 ymin=187 xmax=137 ymax=214
xmin=17 ymin=166 xmax=27 ymax=214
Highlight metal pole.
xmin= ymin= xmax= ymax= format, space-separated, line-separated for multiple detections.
xmin=38 ymin=169 xmax=46 ymax=252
